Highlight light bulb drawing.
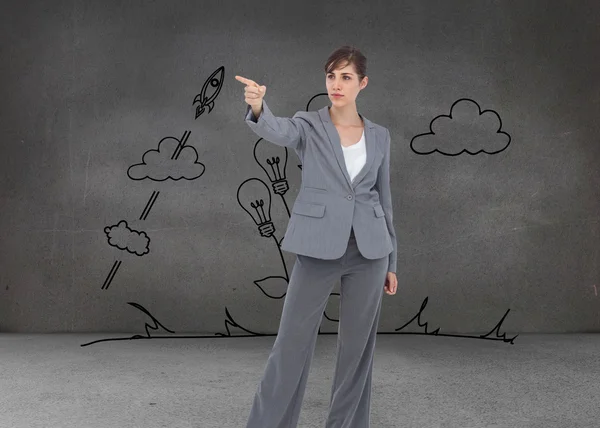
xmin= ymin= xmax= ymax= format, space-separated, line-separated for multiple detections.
xmin=253 ymin=140 xmax=291 ymax=216
xmin=237 ymin=178 xmax=275 ymax=238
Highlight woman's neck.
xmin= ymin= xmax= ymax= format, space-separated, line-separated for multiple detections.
xmin=328 ymin=105 xmax=363 ymax=127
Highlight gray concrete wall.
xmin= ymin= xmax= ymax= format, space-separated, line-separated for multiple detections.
xmin=1 ymin=0 xmax=599 ymax=334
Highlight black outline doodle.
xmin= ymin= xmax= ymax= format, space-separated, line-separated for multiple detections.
xmin=193 ymin=65 xmax=224 ymax=119
xmin=410 ymin=98 xmax=511 ymax=156
xmin=80 ymin=296 xmax=516 ymax=346
xmin=126 ymin=131 xmax=205 ymax=182
xmin=86 ymin=75 xmax=520 ymax=348
xmin=81 ymin=302 xmax=175 ymax=346
xmin=140 ymin=190 xmax=160 ymax=220
xmin=101 ymin=260 xmax=122 ymax=290
xmin=127 ymin=302 xmax=175 ymax=338
xmin=104 ymin=220 xmax=150 ymax=256
xmin=98 ymin=67 xmax=221 ymax=289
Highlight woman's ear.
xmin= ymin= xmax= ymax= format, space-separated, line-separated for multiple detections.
xmin=360 ymin=76 xmax=368 ymax=89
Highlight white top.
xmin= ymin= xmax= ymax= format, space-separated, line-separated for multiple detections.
xmin=341 ymin=129 xmax=366 ymax=182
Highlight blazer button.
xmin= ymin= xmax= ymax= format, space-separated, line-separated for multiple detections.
xmin=347 ymin=195 xmax=353 ymax=200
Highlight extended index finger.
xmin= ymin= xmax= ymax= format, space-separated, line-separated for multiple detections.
xmin=235 ymin=75 xmax=258 ymax=87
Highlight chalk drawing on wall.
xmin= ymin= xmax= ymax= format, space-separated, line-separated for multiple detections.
xmin=82 ymin=84 xmax=520 ymax=347
xmin=139 ymin=190 xmax=160 ymax=221
xmin=394 ymin=297 xmax=518 ymax=344
xmin=104 ymin=220 xmax=151 ymax=256
xmin=127 ymin=131 xmax=206 ymax=182
xmin=99 ymin=65 xmax=219 ymax=291
xmin=100 ymin=130 xmax=205 ymax=288
xmin=81 ymin=293 xmax=518 ymax=346
xmin=101 ymin=221 xmax=150 ymax=289
xmin=193 ymin=65 xmax=224 ymax=119
xmin=127 ymin=302 xmax=176 ymax=338
xmin=101 ymin=190 xmax=159 ymax=289
xmin=410 ymin=98 xmax=511 ymax=156
xmin=102 ymin=261 xmax=121 ymax=291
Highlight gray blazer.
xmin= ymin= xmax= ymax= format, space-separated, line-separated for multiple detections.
xmin=244 ymin=100 xmax=397 ymax=273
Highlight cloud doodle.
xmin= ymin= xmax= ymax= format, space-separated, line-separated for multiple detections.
xmin=127 ymin=130 xmax=205 ymax=181
xmin=410 ymin=98 xmax=511 ymax=156
xmin=104 ymin=220 xmax=150 ymax=256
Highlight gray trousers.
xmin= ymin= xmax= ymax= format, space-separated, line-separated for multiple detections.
xmin=245 ymin=228 xmax=389 ymax=428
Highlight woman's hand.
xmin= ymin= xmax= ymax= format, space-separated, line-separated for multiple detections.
xmin=384 ymin=272 xmax=397 ymax=295
xmin=235 ymin=75 xmax=267 ymax=108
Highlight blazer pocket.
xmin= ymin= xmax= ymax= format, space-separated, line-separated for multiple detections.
xmin=374 ymin=203 xmax=385 ymax=218
xmin=293 ymin=201 xmax=326 ymax=218
xmin=303 ymin=186 xmax=328 ymax=193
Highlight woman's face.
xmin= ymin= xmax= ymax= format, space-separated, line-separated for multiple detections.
xmin=326 ymin=62 xmax=368 ymax=105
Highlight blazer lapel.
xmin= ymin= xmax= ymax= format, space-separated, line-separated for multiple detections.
xmin=319 ymin=105 xmax=376 ymax=190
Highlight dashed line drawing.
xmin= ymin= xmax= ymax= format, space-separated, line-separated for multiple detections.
xmin=410 ymin=98 xmax=511 ymax=156
xmin=140 ymin=190 xmax=160 ymax=221
xmin=101 ymin=260 xmax=122 ymax=290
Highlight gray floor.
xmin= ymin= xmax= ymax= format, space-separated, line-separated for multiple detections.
xmin=0 ymin=333 xmax=598 ymax=428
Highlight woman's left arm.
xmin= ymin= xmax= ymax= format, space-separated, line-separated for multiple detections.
xmin=376 ymin=128 xmax=397 ymax=273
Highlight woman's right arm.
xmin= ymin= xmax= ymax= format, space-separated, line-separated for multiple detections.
xmin=236 ymin=75 xmax=306 ymax=152
xmin=244 ymin=99 xmax=307 ymax=152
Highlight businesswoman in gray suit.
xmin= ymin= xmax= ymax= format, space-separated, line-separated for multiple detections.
xmin=236 ymin=45 xmax=397 ymax=428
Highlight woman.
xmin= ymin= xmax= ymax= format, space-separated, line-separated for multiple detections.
xmin=236 ymin=45 xmax=397 ymax=428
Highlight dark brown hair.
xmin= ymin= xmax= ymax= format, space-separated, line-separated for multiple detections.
xmin=324 ymin=45 xmax=367 ymax=83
